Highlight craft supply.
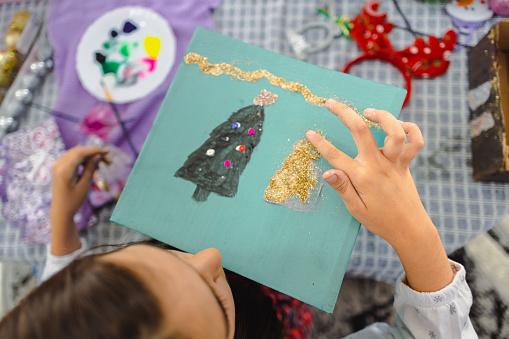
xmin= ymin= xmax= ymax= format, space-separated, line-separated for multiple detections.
xmin=14 ymin=88 xmax=32 ymax=103
xmin=49 ymin=0 xmax=219 ymax=160
xmin=343 ymin=1 xmax=457 ymax=107
xmin=184 ymin=52 xmax=377 ymax=128
xmin=489 ymin=0 xmax=509 ymax=16
xmin=101 ymin=84 xmax=139 ymax=157
xmin=0 ymin=49 xmax=19 ymax=85
xmin=76 ymin=6 xmax=176 ymax=104
xmin=4 ymin=30 xmax=21 ymax=49
xmin=185 ymin=52 xmax=327 ymax=107
xmin=264 ymin=138 xmax=323 ymax=212
xmin=0 ymin=117 xmax=94 ymax=244
xmin=253 ymin=89 xmax=278 ymax=106
xmin=84 ymin=135 xmax=134 ymax=206
xmin=27 ymin=102 xmax=82 ymax=123
xmin=0 ymin=16 xmax=48 ymax=137
xmin=8 ymin=10 xmax=31 ymax=32
xmin=79 ymin=102 xmax=118 ymax=141
xmin=0 ymin=10 xmax=38 ymax=102
xmin=468 ymin=20 xmax=509 ymax=182
xmin=175 ymin=103 xmax=265 ymax=202
xmin=446 ymin=0 xmax=493 ymax=50
xmin=317 ymin=7 xmax=352 ymax=40
xmin=111 ymin=27 xmax=407 ymax=313
xmin=286 ymin=0 xmax=342 ymax=60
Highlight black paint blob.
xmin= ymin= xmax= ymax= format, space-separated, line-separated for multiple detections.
xmin=95 ymin=52 xmax=106 ymax=64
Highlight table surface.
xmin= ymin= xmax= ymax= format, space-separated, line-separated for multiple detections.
xmin=0 ymin=0 xmax=506 ymax=284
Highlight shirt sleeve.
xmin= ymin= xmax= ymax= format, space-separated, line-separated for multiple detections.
xmin=40 ymin=238 xmax=89 ymax=283
xmin=344 ymin=260 xmax=478 ymax=338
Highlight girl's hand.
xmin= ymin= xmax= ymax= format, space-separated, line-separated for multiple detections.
xmin=50 ymin=146 xmax=110 ymax=219
xmin=306 ymin=99 xmax=426 ymax=245
xmin=307 ymin=99 xmax=453 ymax=292
xmin=49 ymin=146 xmax=109 ymax=256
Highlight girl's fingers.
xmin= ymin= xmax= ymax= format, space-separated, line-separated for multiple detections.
xmin=77 ymin=154 xmax=102 ymax=192
xmin=306 ymin=130 xmax=359 ymax=174
xmin=363 ymin=108 xmax=406 ymax=162
xmin=54 ymin=146 xmax=109 ymax=182
xmin=63 ymin=146 xmax=108 ymax=171
xmin=399 ymin=122 xmax=424 ymax=165
xmin=323 ymin=169 xmax=365 ymax=214
xmin=326 ymin=99 xmax=380 ymax=158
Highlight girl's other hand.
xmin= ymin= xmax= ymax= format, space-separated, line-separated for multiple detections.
xmin=50 ymin=146 xmax=110 ymax=220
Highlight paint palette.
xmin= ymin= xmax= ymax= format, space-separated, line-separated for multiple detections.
xmin=76 ymin=6 xmax=176 ymax=103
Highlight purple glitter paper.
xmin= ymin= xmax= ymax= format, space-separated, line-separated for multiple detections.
xmin=0 ymin=117 xmax=94 ymax=244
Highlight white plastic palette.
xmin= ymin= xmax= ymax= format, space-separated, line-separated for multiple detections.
xmin=76 ymin=6 xmax=176 ymax=103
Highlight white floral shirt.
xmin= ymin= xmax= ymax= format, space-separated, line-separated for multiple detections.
xmin=345 ymin=261 xmax=477 ymax=338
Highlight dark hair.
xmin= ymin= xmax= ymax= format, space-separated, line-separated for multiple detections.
xmin=0 ymin=241 xmax=284 ymax=339
xmin=0 ymin=253 xmax=166 ymax=339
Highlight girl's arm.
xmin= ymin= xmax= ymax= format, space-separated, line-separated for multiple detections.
xmin=49 ymin=146 xmax=109 ymax=256
xmin=306 ymin=99 xmax=453 ymax=292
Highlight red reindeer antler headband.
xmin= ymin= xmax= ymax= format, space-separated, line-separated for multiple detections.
xmin=343 ymin=1 xmax=457 ymax=107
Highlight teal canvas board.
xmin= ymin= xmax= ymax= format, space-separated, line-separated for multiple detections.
xmin=111 ymin=27 xmax=406 ymax=313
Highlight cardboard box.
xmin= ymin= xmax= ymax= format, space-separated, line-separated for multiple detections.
xmin=468 ymin=20 xmax=509 ymax=182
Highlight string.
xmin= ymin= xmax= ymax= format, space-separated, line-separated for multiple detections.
xmin=26 ymin=102 xmax=139 ymax=156
xmin=391 ymin=0 xmax=419 ymax=38
xmin=102 ymin=85 xmax=139 ymax=158
xmin=27 ymin=102 xmax=138 ymax=124
xmin=317 ymin=3 xmax=433 ymax=38
xmin=27 ymin=102 xmax=82 ymax=123
xmin=392 ymin=24 xmax=431 ymax=37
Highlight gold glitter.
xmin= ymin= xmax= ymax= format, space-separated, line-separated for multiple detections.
xmin=185 ymin=52 xmax=326 ymax=105
xmin=264 ymin=139 xmax=321 ymax=203
xmin=487 ymin=28 xmax=495 ymax=42
xmin=184 ymin=52 xmax=377 ymax=128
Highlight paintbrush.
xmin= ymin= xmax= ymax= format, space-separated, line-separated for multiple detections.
xmin=101 ymin=78 xmax=139 ymax=158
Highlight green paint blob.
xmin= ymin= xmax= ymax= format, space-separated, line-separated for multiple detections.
xmin=103 ymin=42 xmax=110 ymax=49
xmin=101 ymin=61 xmax=120 ymax=75
xmin=120 ymin=43 xmax=130 ymax=57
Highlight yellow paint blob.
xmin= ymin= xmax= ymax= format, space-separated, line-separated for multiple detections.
xmin=144 ymin=36 xmax=161 ymax=59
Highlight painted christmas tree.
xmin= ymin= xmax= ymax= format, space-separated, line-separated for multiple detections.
xmin=175 ymin=92 xmax=276 ymax=201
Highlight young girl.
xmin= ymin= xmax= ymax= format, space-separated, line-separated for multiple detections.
xmin=0 ymin=99 xmax=477 ymax=338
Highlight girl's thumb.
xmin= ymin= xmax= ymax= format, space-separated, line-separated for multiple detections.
xmin=323 ymin=170 xmax=362 ymax=212
xmin=323 ymin=169 xmax=350 ymax=194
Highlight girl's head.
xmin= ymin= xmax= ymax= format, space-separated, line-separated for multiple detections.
xmin=0 ymin=243 xmax=283 ymax=339
xmin=102 ymin=244 xmax=235 ymax=339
